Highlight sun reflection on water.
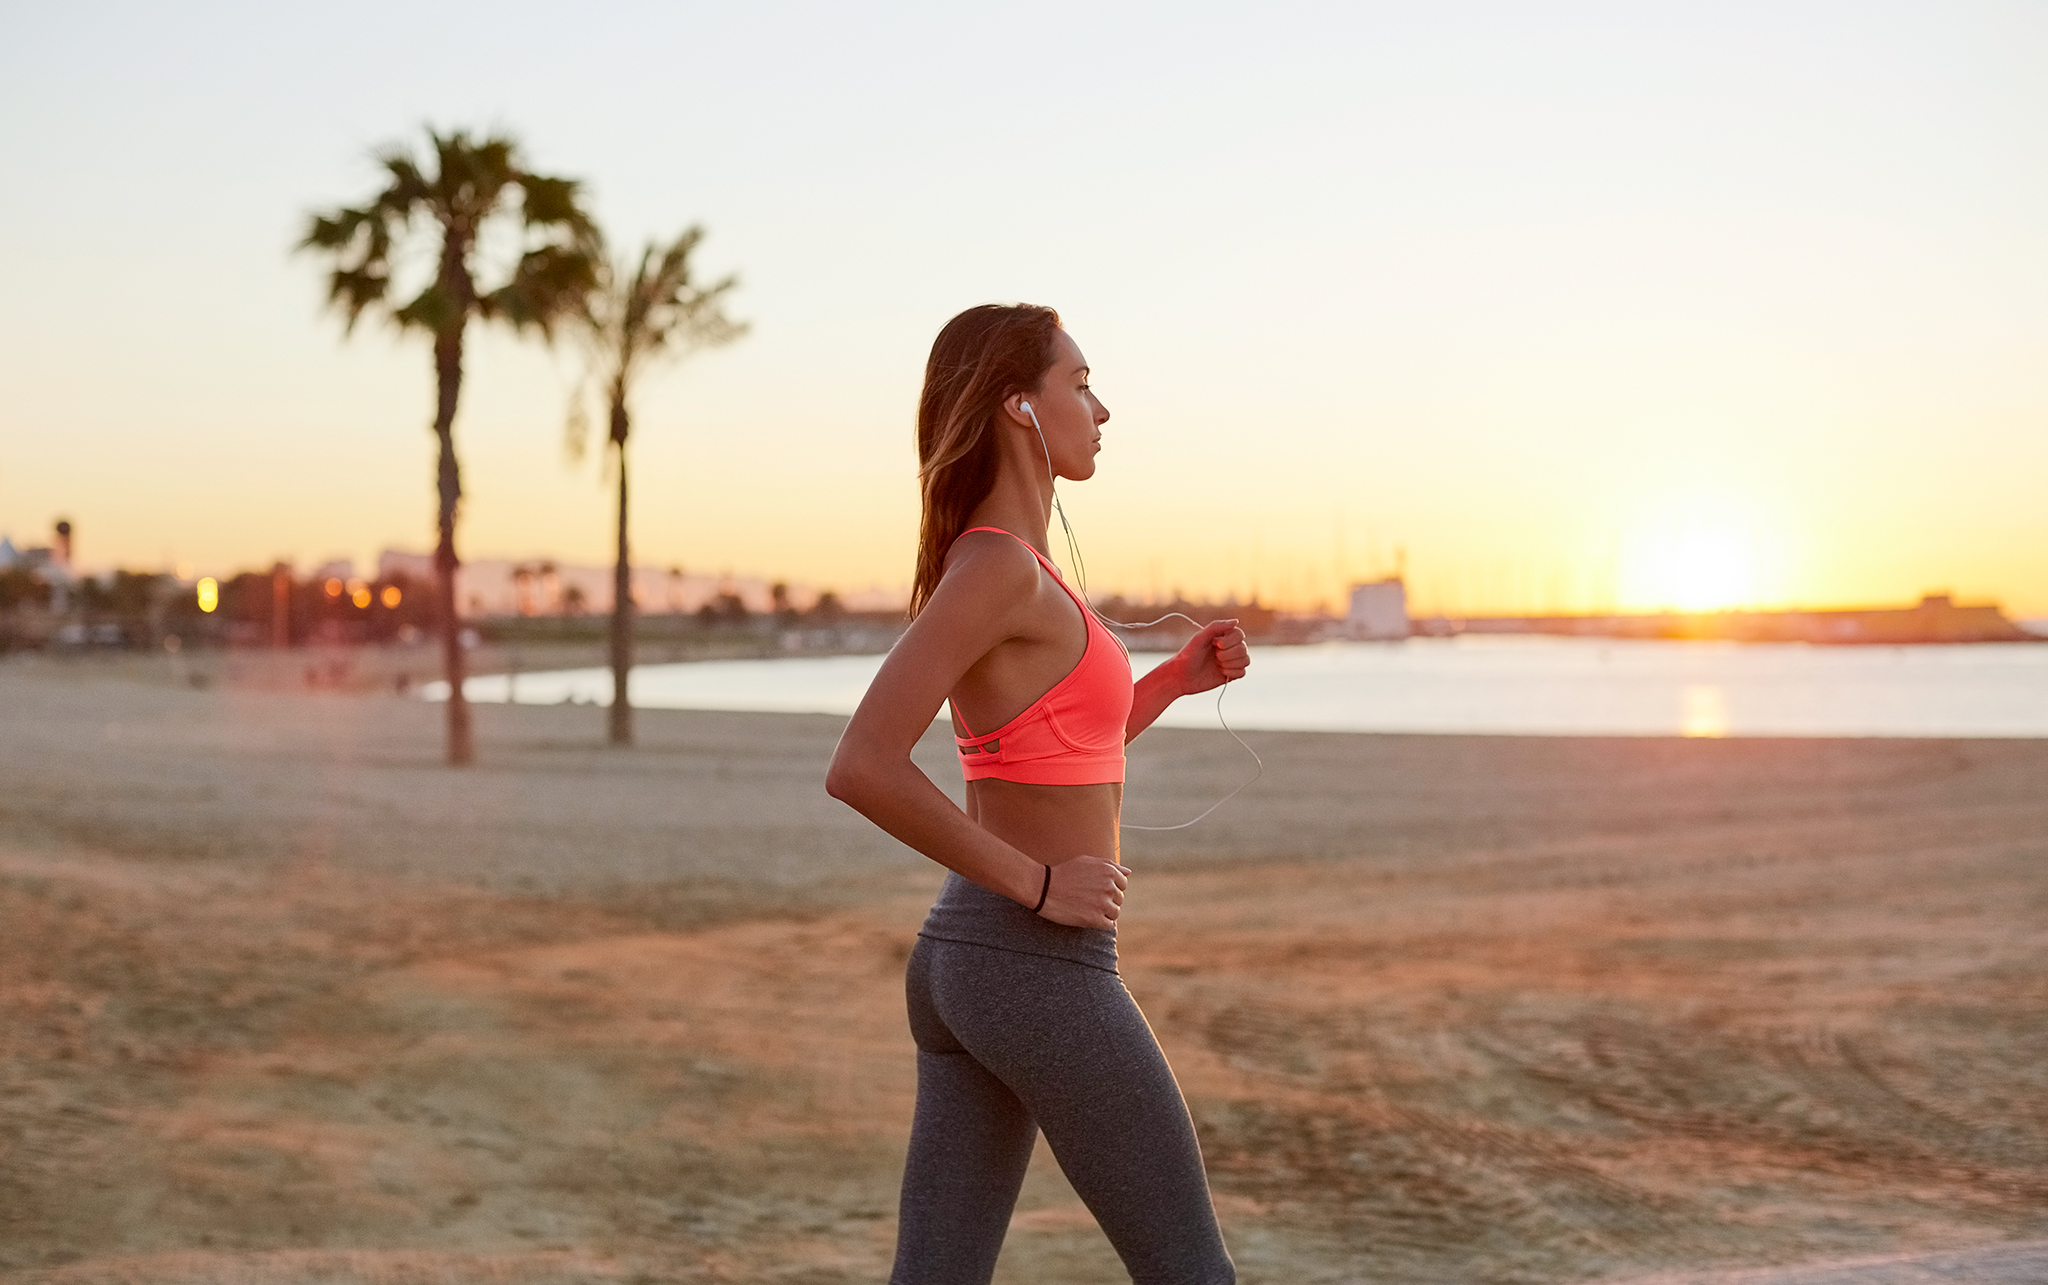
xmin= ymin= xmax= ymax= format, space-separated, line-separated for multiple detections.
xmin=1682 ymin=684 xmax=1729 ymax=738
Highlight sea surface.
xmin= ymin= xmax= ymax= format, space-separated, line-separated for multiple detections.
xmin=427 ymin=636 xmax=2048 ymax=738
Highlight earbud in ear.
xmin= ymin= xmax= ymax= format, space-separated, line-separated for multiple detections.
xmin=1019 ymin=400 xmax=1033 ymax=415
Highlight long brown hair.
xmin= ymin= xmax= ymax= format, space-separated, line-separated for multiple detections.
xmin=910 ymin=303 xmax=1063 ymax=617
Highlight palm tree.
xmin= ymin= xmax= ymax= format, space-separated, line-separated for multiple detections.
xmin=568 ymin=228 xmax=745 ymax=745
xmin=300 ymin=128 xmax=596 ymax=765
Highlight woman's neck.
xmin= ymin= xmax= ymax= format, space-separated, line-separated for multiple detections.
xmin=967 ymin=468 xmax=1056 ymax=558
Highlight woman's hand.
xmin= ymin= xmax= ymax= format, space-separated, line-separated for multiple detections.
xmin=1173 ymin=619 xmax=1250 ymax=696
xmin=1035 ymin=855 xmax=1130 ymax=929
xmin=1123 ymin=619 xmax=1252 ymax=742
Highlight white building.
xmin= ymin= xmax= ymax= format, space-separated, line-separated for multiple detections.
xmin=1347 ymin=577 xmax=1410 ymax=640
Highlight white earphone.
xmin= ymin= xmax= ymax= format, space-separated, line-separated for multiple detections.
xmin=1014 ymin=395 xmax=1262 ymax=831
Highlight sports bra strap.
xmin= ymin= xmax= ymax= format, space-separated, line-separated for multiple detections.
xmin=952 ymin=526 xmax=1066 ymax=584
xmin=953 ymin=525 xmax=1098 ymax=627
xmin=954 ymin=526 xmax=1042 ymax=557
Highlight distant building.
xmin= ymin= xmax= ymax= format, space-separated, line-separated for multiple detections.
xmin=1347 ymin=578 xmax=1410 ymax=640
xmin=3 ymin=522 xmax=74 ymax=582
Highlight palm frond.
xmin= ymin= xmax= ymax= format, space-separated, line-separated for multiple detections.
xmin=300 ymin=201 xmax=402 ymax=331
xmin=487 ymin=242 xmax=599 ymax=338
xmin=325 ymin=265 xmax=390 ymax=332
xmin=520 ymin=174 xmax=597 ymax=240
xmin=561 ymin=224 xmax=746 ymax=455
xmin=394 ymin=284 xmax=459 ymax=334
xmin=431 ymin=130 xmax=524 ymax=226
xmin=301 ymin=206 xmax=369 ymax=252
xmin=636 ymin=227 xmax=747 ymax=359
xmin=303 ymin=125 xmax=596 ymax=348
xmin=375 ymin=150 xmax=433 ymax=209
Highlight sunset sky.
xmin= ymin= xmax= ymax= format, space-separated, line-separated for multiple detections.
xmin=2 ymin=1 xmax=2044 ymax=615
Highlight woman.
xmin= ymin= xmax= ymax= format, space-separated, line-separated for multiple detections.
xmin=826 ymin=303 xmax=1248 ymax=1284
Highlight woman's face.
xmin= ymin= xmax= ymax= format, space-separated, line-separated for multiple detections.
xmin=1029 ymin=328 xmax=1110 ymax=482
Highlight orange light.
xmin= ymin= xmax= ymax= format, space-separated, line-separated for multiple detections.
xmin=196 ymin=577 xmax=219 ymax=613
xmin=351 ymin=587 xmax=372 ymax=609
xmin=324 ymin=578 xmax=343 ymax=598
xmin=380 ymin=585 xmax=402 ymax=608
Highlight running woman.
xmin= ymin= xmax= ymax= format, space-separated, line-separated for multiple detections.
xmin=826 ymin=303 xmax=1248 ymax=1284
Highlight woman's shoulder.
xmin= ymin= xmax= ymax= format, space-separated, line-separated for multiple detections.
xmin=939 ymin=528 xmax=1043 ymax=596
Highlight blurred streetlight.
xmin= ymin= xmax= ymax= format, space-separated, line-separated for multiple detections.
xmin=196 ymin=578 xmax=219 ymax=613
xmin=380 ymin=585 xmax=402 ymax=608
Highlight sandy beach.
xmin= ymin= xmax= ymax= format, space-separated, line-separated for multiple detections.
xmin=2 ymin=654 xmax=2045 ymax=1284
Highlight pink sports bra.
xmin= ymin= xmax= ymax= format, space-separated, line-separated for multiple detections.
xmin=950 ymin=527 xmax=1133 ymax=786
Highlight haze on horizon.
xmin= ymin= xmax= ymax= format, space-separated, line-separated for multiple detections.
xmin=2 ymin=1 xmax=2043 ymax=617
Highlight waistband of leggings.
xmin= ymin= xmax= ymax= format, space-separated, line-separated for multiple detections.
xmin=914 ymin=931 xmax=1122 ymax=975
xmin=917 ymin=870 xmax=1119 ymax=973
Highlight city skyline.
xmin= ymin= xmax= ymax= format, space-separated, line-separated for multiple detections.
xmin=3 ymin=2 xmax=2044 ymax=616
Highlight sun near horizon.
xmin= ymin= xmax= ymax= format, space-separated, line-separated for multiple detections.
xmin=1618 ymin=513 xmax=1762 ymax=615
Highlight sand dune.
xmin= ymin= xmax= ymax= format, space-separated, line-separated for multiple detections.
xmin=2 ymin=657 xmax=2045 ymax=1282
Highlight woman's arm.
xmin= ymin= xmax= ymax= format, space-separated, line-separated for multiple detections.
xmin=1125 ymin=619 xmax=1250 ymax=742
xmin=825 ymin=539 xmax=1128 ymax=929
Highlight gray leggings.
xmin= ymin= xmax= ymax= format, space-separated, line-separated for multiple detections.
xmin=893 ymin=935 xmax=1235 ymax=1285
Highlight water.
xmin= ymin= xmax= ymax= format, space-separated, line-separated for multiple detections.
xmin=423 ymin=636 xmax=2048 ymax=738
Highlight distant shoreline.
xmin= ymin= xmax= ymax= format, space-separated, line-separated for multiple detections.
xmin=395 ymin=635 xmax=2048 ymax=741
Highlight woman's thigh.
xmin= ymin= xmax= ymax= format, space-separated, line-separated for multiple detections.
xmin=922 ymin=942 xmax=1234 ymax=1284
xmin=894 ymin=938 xmax=1040 ymax=1284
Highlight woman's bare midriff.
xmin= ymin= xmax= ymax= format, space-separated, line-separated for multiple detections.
xmin=965 ymin=778 xmax=1123 ymax=870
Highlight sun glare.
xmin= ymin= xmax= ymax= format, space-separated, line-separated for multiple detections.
xmin=1665 ymin=528 xmax=1754 ymax=611
xmin=1619 ymin=508 xmax=1761 ymax=613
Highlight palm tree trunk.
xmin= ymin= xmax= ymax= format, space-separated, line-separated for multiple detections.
xmin=608 ymin=399 xmax=634 ymax=746
xmin=434 ymin=327 xmax=475 ymax=767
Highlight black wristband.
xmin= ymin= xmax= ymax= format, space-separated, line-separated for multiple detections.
xmin=1031 ymin=863 xmax=1052 ymax=913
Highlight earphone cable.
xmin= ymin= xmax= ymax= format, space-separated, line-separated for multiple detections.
xmin=1028 ymin=405 xmax=1263 ymax=830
